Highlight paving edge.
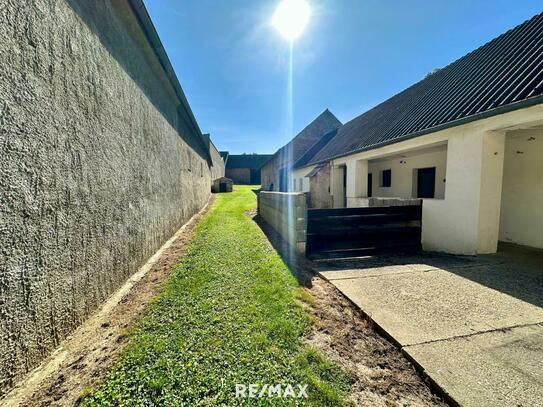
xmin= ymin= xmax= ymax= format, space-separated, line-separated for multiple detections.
xmin=317 ymin=270 xmax=462 ymax=407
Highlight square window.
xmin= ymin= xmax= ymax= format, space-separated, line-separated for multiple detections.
xmin=381 ymin=169 xmax=391 ymax=187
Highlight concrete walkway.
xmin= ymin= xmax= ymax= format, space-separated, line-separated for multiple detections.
xmin=315 ymin=245 xmax=543 ymax=407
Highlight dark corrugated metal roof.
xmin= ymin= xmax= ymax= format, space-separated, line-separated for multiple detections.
xmin=306 ymin=12 xmax=543 ymax=166
xmin=225 ymin=154 xmax=274 ymax=169
xmin=268 ymin=109 xmax=342 ymax=169
xmin=293 ymin=128 xmax=338 ymax=168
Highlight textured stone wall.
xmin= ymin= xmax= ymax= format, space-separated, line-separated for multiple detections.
xmin=309 ymin=164 xmax=333 ymax=208
xmin=0 ymin=0 xmax=212 ymax=395
xmin=209 ymin=143 xmax=225 ymax=181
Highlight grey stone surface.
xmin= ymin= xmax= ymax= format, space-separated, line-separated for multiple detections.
xmin=319 ymin=263 xmax=439 ymax=280
xmin=308 ymin=162 xmax=333 ymax=208
xmin=404 ymin=324 xmax=543 ymax=407
xmin=332 ymin=267 xmax=543 ymax=345
xmin=326 ymin=250 xmax=543 ymax=406
xmin=315 ymin=252 xmax=498 ymax=271
xmin=0 ymin=0 xmax=215 ymax=395
xmin=209 ymin=140 xmax=226 ymax=182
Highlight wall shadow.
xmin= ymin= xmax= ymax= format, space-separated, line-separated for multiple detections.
xmin=253 ymin=202 xmax=543 ymax=309
xmin=251 ymin=214 xmax=314 ymax=288
xmin=313 ymin=246 xmax=543 ymax=309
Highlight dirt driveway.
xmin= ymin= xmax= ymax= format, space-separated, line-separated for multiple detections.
xmin=315 ymin=245 xmax=543 ymax=407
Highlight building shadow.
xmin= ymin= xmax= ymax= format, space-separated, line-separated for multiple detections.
xmin=313 ymin=243 xmax=543 ymax=309
xmin=251 ymin=214 xmax=314 ymax=288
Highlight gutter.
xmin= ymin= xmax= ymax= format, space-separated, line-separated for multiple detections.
xmin=303 ymin=94 xmax=543 ymax=167
xmin=128 ymin=0 xmax=212 ymax=163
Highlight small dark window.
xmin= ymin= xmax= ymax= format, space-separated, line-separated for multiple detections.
xmin=381 ymin=169 xmax=391 ymax=187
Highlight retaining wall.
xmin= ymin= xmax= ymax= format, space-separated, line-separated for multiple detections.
xmin=258 ymin=192 xmax=307 ymax=253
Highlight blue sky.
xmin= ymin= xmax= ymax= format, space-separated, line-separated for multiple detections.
xmin=144 ymin=0 xmax=542 ymax=154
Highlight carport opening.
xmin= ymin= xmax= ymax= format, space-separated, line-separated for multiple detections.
xmin=367 ymin=143 xmax=447 ymax=201
xmin=499 ymin=128 xmax=543 ymax=251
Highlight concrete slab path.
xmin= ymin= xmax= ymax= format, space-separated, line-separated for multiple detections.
xmin=316 ymin=248 xmax=543 ymax=406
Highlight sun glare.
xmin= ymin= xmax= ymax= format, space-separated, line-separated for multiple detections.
xmin=271 ymin=0 xmax=311 ymax=41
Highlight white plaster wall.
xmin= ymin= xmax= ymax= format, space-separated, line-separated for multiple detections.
xmin=368 ymin=149 xmax=447 ymax=199
xmin=331 ymin=165 xmax=346 ymax=208
xmin=300 ymin=103 xmax=543 ymax=254
xmin=499 ymin=129 xmax=543 ymax=249
xmin=291 ymin=166 xmax=313 ymax=192
xmin=422 ymin=131 xmax=505 ymax=254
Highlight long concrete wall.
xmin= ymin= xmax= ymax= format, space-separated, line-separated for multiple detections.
xmin=0 ymin=0 xmax=214 ymax=395
xmin=258 ymin=192 xmax=307 ymax=253
xmin=209 ymin=141 xmax=225 ymax=181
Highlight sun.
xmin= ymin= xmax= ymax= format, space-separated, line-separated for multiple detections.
xmin=271 ymin=0 xmax=311 ymax=41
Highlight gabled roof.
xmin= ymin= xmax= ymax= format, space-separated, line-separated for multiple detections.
xmin=306 ymin=12 xmax=543 ymax=166
xmin=225 ymin=154 xmax=273 ymax=169
xmin=270 ymin=109 xmax=342 ymax=169
xmin=219 ymin=151 xmax=229 ymax=163
xmin=293 ymin=128 xmax=338 ymax=168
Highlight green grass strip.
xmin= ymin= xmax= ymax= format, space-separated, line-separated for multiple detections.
xmin=84 ymin=185 xmax=351 ymax=406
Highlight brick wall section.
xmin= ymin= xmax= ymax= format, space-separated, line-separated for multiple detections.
xmin=258 ymin=192 xmax=307 ymax=253
xmin=0 ymin=0 xmax=213 ymax=394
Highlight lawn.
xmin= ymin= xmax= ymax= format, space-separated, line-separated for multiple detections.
xmin=84 ymin=185 xmax=350 ymax=406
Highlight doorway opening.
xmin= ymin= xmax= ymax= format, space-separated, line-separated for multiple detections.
xmin=416 ymin=167 xmax=436 ymax=198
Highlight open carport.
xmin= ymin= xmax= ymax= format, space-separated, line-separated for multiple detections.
xmin=316 ymin=244 xmax=543 ymax=407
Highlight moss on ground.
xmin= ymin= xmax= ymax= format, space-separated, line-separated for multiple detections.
xmin=83 ymin=185 xmax=351 ymax=406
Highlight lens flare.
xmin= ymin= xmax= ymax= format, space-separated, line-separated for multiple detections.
xmin=271 ymin=0 xmax=311 ymax=41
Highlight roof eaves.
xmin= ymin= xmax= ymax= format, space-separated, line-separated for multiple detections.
xmin=309 ymin=93 xmax=543 ymax=165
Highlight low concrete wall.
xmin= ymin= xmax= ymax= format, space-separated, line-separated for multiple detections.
xmin=258 ymin=192 xmax=307 ymax=253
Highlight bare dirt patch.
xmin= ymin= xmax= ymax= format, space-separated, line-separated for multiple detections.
xmin=251 ymin=212 xmax=447 ymax=407
xmin=3 ymin=197 xmax=214 ymax=407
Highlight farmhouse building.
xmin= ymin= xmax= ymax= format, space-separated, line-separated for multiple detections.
xmin=261 ymin=109 xmax=342 ymax=192
xmin=287 ymin=12 xmax=543 ymax=255
xmin=225 ymin=154 xmax=273 ymax=184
